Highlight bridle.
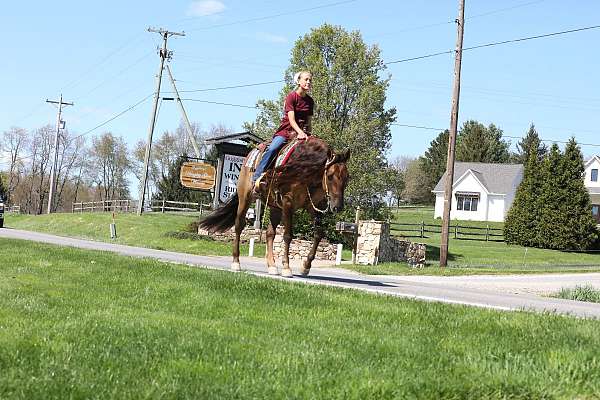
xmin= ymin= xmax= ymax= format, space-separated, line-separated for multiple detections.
xmin=307 ymin=157 xmax=334 ymax=214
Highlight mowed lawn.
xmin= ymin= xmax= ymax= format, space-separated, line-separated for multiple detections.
xmin=2 ymin=239 xmax=600 ymax=399
xmin=373 ymin=206 xmax=600 ymax=271
xmin=5 ymin=211 xmax=265 ymax=257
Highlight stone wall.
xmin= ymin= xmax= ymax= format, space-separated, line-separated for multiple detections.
xmin=272 ymin=226 xmax=337 ymax=261
xmin=355 ymin=220 xmax=426 ymax=267
xmin=198 ymin=225 xmax=337 ymax=261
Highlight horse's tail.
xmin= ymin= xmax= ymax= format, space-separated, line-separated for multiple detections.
xmin=198 ymin=194 xmax=239 ymax=232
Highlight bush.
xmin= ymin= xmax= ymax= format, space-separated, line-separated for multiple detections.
xmin=555 ymin=285 xmax=600 ymax=303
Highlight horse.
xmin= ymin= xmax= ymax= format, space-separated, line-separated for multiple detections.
xmin=199 ymin=137 xmax=350 ymax=278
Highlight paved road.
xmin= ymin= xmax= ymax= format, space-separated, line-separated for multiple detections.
xmin=2 ymin=228 xmax=600 ymax=319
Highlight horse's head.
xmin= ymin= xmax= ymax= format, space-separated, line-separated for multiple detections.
xmin=325 ymin=148 xmax=351 ymax=213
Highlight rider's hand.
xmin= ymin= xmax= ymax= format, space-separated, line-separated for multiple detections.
xmin=297 ymin=131 xmax=307 ymax=140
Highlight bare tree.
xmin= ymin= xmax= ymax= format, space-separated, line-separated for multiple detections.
xmin=1 ymin=127 xmax=28 ymax=205
xmin=53 ymin=130 xmax=86 ymax=211
xmin=87 ymin=132 xmax=131 ymax=201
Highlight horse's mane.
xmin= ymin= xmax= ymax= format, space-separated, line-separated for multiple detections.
xmin=274 ymin=137 xmax=330 ymax=186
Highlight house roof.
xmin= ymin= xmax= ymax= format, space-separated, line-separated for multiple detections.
xmin=433 ymin=162 xmax=523 ymax=195
xmin=204 ymin=131 xmax=262 ymax=145
xmin=585 ymin=155 xmax=600 ymax=168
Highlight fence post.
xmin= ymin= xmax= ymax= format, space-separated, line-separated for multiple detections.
xmin=199 ymin=202 xmax=203 ymax=216
xmin=454 ymin=224 xmax=458 ymax=239
xmin=486 ymin=224 xmax=489 ymax=241
xmin=71 ymin=203 xmax=74 ymax=213
xmin=161 ymin=199 xmax=165 ymax=213
xmin=420 ymin=221 xmax=424 ymax=238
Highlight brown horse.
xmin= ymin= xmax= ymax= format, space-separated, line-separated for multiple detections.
xmin=199 ymin=137 xmax=350 ymax=277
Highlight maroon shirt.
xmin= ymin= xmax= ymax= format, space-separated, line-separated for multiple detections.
xmin=274 ymin=91 xmax=314 ymax=139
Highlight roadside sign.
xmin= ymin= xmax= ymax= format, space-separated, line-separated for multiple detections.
xmin=180 ymin=161 xmax=216 ymax=190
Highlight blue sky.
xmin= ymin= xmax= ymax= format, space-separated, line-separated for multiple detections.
xmin=3 ymin=0 xmax=600 ymax=165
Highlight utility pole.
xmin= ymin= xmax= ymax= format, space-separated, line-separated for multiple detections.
xmin=46 ymin=94 xmax=73 ymax=214
xmin=138 ymin=27 xmax=185 ymax=215
xmin=165 ymin=65 xmax=202 ymax=159
xmin=440 ymin=0 xmax=465 ymax=267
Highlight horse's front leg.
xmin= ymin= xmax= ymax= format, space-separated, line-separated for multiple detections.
xmin=302 ymin=213 xmax=323 ymax=277
xmin=232 ymin=183 xmax=251 ymax=271
xmin=265 ymin=207 xmax=281 ymax=275
xmin=281 ymin=203 xmax=294 ymax=278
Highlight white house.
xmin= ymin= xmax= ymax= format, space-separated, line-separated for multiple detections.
xmin=433 ymin=158 xmax=600 ymax=223
xmin=585 ymin=155 xmax=600 ymax=223
xmin=433 ymin=162 xmax=523 ymax=222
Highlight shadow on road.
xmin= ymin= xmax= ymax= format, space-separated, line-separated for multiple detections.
xmin=301 ymin=274 xmax=396 ymax=288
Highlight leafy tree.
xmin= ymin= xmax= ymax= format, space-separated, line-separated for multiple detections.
xmin=456 ymin=120 xmax=510 ymax=163
xmin=87 ymin=132 xmax=130 ymax=200
xmin=402 ymin=159 xmax=432 ymax=204
xmin=246 ymin=24 xmax=395 ymax=214
xmin=512 ymin=123 xmax=547 ymax=164
xmin=419 ymin=129 xmax=449 ymax=204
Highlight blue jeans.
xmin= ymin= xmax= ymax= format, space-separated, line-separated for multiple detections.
xmin=253 ymin=135 xmax=287 ymax=182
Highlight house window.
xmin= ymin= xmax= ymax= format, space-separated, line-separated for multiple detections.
xmin=456 ymin=193 xmax=479 ymax=212
xmin=591 ymin=169 xmax=598 ymax=182
xmin=593 ymin=205 xmax=600 ymax=223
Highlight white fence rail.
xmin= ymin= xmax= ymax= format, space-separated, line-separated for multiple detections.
xmin=5 ymin=205 xmax=21 ymax=213
xmin=72 ymin=199 xmax=211 ymax=215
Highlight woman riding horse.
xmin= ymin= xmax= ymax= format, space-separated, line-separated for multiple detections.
xmin=200 ymin=138 xmax=350 ymax=278
xmin=252 ymin=71 xmax=314 ymax=194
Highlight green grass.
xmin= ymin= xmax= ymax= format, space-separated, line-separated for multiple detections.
xmin=5 ymin=212 xmax=266 ymax=257
xmin=381 ymin=206 xmax=600 ymax=271
xmin=554 ymin=285 xmax=600 ymax=303
xmin=2 ymin=239 xmax=600 ymax=399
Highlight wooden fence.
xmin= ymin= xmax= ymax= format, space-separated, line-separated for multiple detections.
xmin=4 ymin=205 xmax=21 ymax=213
xmin=389 ymin=221 xmax=504 ymax=242
xmin=72 ymin=199 xmax=211 ymax=215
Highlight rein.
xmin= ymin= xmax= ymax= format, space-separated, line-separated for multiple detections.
xmin=307 ymin=160 xmax=333 ymax=214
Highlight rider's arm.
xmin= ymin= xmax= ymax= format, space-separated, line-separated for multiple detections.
xmin=287 ymin=110 xmax=307 ymax=139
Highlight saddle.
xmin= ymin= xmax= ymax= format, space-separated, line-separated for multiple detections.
xmin=244 ymin=139 xmax=303 ymax=203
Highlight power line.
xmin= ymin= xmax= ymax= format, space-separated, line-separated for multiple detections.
xmin=180 ymin=98 xmax=259 ymax=109
xmin=187 ymin=0 xmax=358 ymax=31
xmin=391 ymin=123 xmax=600 ymax=148
xmin=175 ymin=79 xmax=285 ymax=93
xmin=385 ymin=24 xmax=600 ymax=65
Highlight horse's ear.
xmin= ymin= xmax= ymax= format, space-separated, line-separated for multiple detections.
xmin=340 ymin=148 xmax=351 ymax=163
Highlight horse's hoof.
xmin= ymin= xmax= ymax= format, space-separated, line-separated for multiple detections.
xmin=300 ymin=268 xmax=310 ymax=277
xmin=267 ymin=266 xmax=279 ymax=275
xmin=231 ymin=262 xmax=241 ymax=272
xmin=281 ymin=268 xmax=293 ymax=278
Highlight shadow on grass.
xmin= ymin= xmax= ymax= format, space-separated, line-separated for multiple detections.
xmin=426 ymin=244 xmax=458 ymax=263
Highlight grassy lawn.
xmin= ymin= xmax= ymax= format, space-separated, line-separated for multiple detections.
xmin=379 ymin=206 xmax=600 ymax=272
xmin=2 ymin=239 xmax=600 ymax=399
xmin=5 ymin=212 xmax=266 ymax=257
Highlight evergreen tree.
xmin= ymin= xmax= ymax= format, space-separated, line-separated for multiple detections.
xmin=504 ymin=136 xmax=543 ymax=246
xmin=536 ymin=143 xmax=563 ymax=249
xmin=456 ymin=120 xmax=511 ymax=163
xmin=554 ymin=138 xmax=597 ymax=250
xmin=513 ymin=123 xmax=547 ymax=164
xmin=419 ymin=129 xmax=448 ymax=203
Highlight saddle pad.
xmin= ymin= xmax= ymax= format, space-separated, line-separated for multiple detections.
xmin=275 ymin=140 xmax=301 ymax=168
xmin=245 ymin=148 xmax=261 ymax=170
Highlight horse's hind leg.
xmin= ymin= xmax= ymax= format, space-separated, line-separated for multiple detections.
xmin=232 ymin=189 xmax=251 ymax=272
xmin=265 ymin=207 xmax=281 ymax=275
xmin=280 ymin=204 xmax=294 ymax=278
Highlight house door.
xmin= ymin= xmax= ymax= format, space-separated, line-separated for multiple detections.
xmin=592 ymin=205 xmax=600 ymax=223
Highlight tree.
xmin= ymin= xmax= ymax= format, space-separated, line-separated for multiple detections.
xmin=87 ymin=132 xmax=130 ymax=200
xmin=246 ymin=24 xmax=396 ymax=215
xmin=456 ymin=120 xmax=510 ymax=163
xmin=0 ymin=172 xmax=7 ymax=202
xmin=512 ymin=123 xmax=547 ymax=164
xmin=1 ymin=127 xmax=28 ymax=205
xmin=504 ymin=135 xmax=544 ymax=246
xmin=553 ymin=138 xmax=597 ymax=250
xmin=402 ymin=159 xmax=432 ymax=204
xmin=536 ymin=143 xmax=564 ymax=249
xmin=419 ymin=129 xmax=449 ymax=204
